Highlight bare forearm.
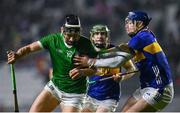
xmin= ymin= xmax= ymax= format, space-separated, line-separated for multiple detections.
xmin=16 ymin=41 xmax=42 ymax=59
xmin=7 ymin=41 xmax=42 ymax=64
xmin=16 ymin=45 xmax=31 ymax=59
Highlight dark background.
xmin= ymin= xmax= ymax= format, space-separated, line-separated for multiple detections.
xmin=0 ymin=0 xmax=180 ymax=112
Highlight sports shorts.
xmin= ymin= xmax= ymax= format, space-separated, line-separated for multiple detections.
xmin=133 ymin=83 xmax=174 ymax=111
xmin=82 ymin=95 xmax=119 ymax=112
xmin=44 ymin=80 xmax=85 ymax=109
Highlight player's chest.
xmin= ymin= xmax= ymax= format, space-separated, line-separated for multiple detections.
xmin=50 ymin=42 xmax=76 ymax=62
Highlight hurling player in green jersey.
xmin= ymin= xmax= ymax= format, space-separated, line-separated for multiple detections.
xmin=7 ymin=14 xmax=97 ymax=112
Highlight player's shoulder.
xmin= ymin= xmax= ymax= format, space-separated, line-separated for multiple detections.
xmin=136 ymin=30 xmax=156 ymax=43
xmin=138 ymin=30 xmax=155 ymax=39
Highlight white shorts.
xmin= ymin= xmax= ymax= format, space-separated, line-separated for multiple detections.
xmin=44 ymin=80 xmax=85 ymax=109
xmin=133 ymin=83 xmax=174 ymax=111
xmin=82 ymin=95 xmax=119 ymax=112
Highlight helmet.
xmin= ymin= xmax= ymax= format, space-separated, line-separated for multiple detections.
xmin=126 ymin=11 xmax=152 ymax=27
xmin=64 ymin=14 xmax=81 ymax=33
xmin=90 ymin=25 xmax=110 ymax=50
xmin=90 ymin=25 xmax=110 ymax=35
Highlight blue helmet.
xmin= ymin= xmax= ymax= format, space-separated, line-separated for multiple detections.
xmin=127 ymin=11 xmax=152 ymax=26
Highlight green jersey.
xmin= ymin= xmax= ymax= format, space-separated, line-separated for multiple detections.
xmin=39 ymin=33 xmax=97 ymax=93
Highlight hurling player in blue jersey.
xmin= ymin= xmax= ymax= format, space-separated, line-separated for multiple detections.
xmin=73 ymin=11 xmax=174 ymax=112
xmin=80 ymin=25 xmax=136 ymax=112
xmin=119 ymin=11 xmax=174 ymax=112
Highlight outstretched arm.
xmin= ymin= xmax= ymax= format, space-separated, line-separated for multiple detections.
xmin=7 ymin=41 xmax=42 ymax=64
xmin=100 ymin=43 xmax=134 ymax=54
xmin=93 ymin=51 xmax=133 ymax=68
xmin=73 ymin=43 xmax=135 ymax=68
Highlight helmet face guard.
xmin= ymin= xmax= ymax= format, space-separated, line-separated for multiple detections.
xmin=90 ymin=25 xmax=110 ymax=50
xmin=64 ymin=27 xmax=80 ymax=34
xmin=63 ymin=14 xmax=81 ymax=46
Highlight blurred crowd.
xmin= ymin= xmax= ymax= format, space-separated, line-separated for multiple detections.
xmin=0 ymin=0 xmax=180 ymax=84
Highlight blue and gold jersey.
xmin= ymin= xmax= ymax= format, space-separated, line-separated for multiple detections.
xmin=128 ymin=30 xmax=172 ymax=92
xmin=88 ymin=45 xmax=121 ymax=101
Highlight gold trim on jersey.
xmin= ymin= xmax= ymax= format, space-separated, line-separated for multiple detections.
xmin=133 ymin=50 xmax=146 ymax=63
xmin=96 ymin=68 xmax=120 ymax=76
xmin=143 ymin=42 xmax=162 ymax=54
